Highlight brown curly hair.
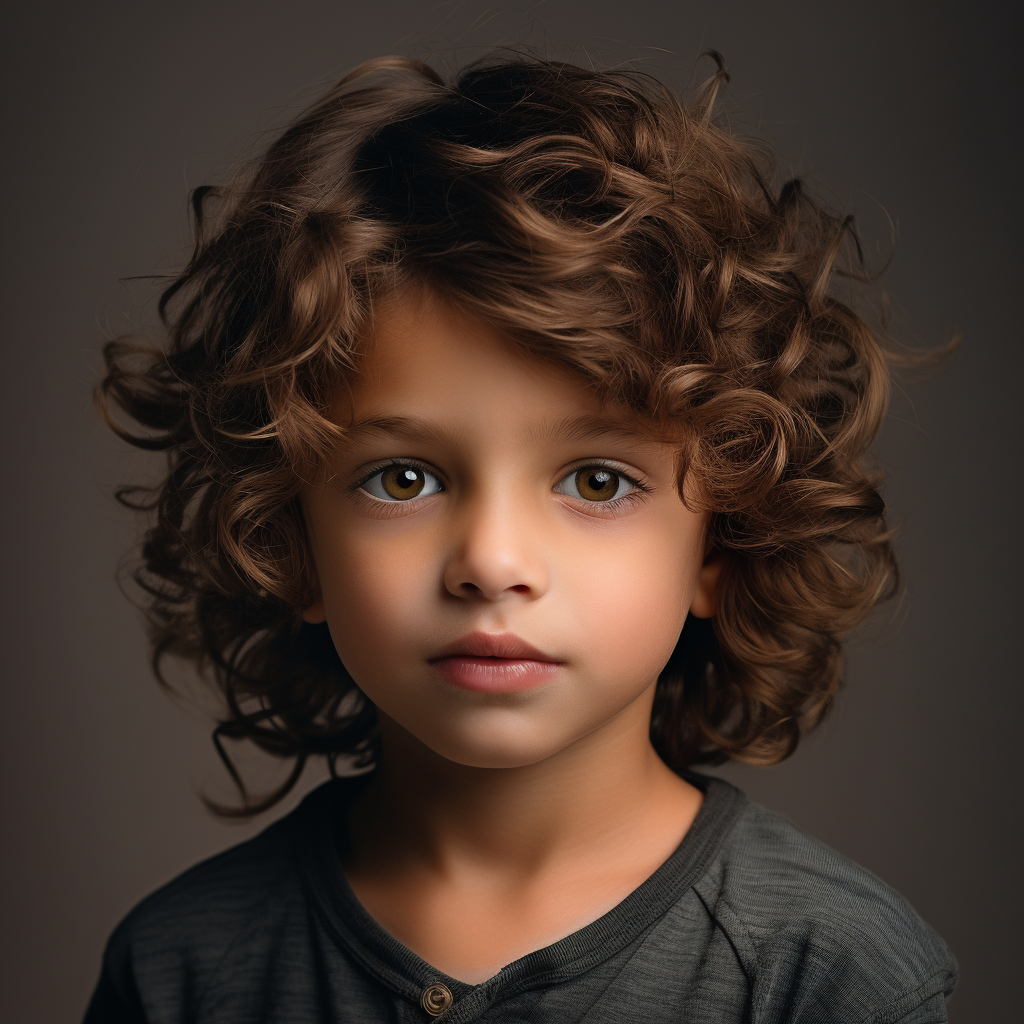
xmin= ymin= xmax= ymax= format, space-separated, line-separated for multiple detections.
xmin=98 ymin=51 xmax=898 ymax=815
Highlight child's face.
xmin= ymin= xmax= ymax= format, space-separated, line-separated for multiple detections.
xmin=300 ymin=288 xmax=718 ymax=769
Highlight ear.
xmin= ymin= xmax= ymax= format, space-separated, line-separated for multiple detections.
xmin=689 ymin=552 xmax=725 ymax=620
xmin=301 ymin=576 xmax=327 ymax=624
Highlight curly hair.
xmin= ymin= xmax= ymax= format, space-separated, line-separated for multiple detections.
xmin=98 ymin=51 xmax=898 ymax=815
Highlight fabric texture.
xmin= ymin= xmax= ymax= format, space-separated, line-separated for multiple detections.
xmin=83 ymin=773 xmax=957 ymax=1023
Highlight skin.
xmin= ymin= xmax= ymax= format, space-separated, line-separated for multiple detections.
xmin=300 ymin=287 xmax=722 ymax=984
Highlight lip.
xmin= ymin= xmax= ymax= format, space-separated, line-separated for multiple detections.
xmin=431 ymin=631 xmax=557 ymax=661
xmin=428 ymin=631 xmax=561 ymax=693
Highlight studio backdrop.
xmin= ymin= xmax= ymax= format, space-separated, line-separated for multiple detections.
xmin=1 ymin=2 xmax=1019 ymax=1021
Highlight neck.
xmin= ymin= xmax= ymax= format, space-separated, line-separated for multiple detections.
xmin=346 ymin=688 xmax=699 ymax=880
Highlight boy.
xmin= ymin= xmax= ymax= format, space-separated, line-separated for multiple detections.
xmin=86 ymin=52 xmax=957 ymax=1021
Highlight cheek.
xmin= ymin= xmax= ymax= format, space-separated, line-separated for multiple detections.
xmin=315 ymin=526 xmax=438 ymax=678
xmin=562 ymin=525 xmax=697 ymax=678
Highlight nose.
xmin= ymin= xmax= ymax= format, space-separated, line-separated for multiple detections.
xmin=442 ymin=492 xmax=550 ymax=603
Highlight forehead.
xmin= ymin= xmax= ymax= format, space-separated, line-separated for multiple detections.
xmin=339 ymin=288 xmax=669 ymax=449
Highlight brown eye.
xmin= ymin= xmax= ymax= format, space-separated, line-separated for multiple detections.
xmin=555 ymin=465 xmax=636 ymax=503
xmin=575 ymin=468 xmax=619 ymax=501
xmin=361 ymin=463 xmax=443 ymax=502
xmin=382 ymin=466 xmax=424 ymax=499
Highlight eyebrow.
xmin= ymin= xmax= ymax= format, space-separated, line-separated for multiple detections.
xmin=340 ymin=413 xmax=663 ymax=449
xmin=339 ymin=416 xmax=461 ymax=448
xmin=527 ymin=413 xmax=664 ymax=447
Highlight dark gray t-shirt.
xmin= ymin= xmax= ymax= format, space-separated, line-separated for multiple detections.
xmin=84 ymin=773 xmax=957 ymax=1023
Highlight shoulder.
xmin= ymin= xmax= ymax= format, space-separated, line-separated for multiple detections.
xmin=107 ymin=810 xmax=298 ymax=956
xmin=92 ymin=783 xmax=336 ymax=1020
xmin=694 ymin=781 xmax=958 ymax=1023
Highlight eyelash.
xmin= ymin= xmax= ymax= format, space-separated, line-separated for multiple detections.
xmin=350 ymin=459 xmax=650 ymax=515
xmin=556 ymin=461 xmax=650 ymax=516
xmin=350 ymin=458 xmax=444 ymax=515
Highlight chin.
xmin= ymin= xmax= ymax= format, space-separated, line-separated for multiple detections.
xmin=430 ymin=745 xmax=554 ymax=770
xmin=428 ymin=736 xmax=563 ymax=771
xmin=413 ymin=715 xmax=569 ymax=770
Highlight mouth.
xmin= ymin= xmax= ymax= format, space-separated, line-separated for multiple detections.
xmin=427 ymin=631 xmax=561 ymax=693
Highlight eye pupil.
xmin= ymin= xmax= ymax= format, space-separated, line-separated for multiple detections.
xmin=382 ymin=465 xmax=425 ymax=499
xmin=576 ymin=468 xmax=618 ymax=501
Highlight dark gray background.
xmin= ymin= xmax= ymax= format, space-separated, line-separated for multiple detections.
xmin=2 ymin=1 xmax=1019 ymax=1020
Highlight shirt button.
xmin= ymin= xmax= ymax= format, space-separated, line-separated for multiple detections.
xmin=420 ymin=982 xmax=454 ymax=1016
